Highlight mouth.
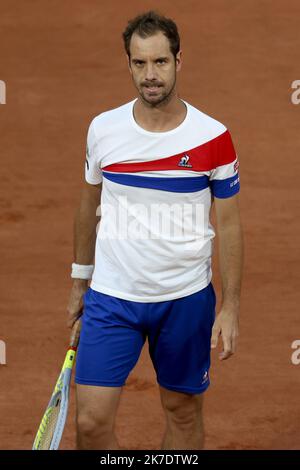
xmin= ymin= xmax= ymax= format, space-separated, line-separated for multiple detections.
xmin=144 ymin=85 xmax=162 ymax=93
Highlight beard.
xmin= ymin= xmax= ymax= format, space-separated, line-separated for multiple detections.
xmin=137 ymin=73 xmax=177 ymax=108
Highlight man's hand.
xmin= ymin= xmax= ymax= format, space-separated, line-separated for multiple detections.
xmin=211 ymin=304 xmax=239 ymax=360
xmin=67 ymin=279 xmax=89 ymax=329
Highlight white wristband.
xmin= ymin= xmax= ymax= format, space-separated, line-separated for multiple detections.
xmin=71 ymin=263 xmax=94 ymax=280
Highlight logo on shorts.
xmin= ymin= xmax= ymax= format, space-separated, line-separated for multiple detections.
xmin=201 ymin=371 xmax=209 ymax=385
xmin=178 ymin=154 xmax=193 ymax=168
xmin=230 ymin=176 xmax=240 ymax=188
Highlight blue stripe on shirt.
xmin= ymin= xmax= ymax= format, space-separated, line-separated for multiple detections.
xmin=103 ymin=171 xmax=210 ymax=193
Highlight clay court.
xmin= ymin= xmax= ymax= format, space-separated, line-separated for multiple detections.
xmin=0 ymin=0 xmax=300 ymax=450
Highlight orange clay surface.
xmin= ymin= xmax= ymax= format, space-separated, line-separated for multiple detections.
xmin=0 ymin=0 xmax=300 ymax=449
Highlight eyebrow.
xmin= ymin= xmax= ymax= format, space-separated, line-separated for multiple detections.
xmin=132 ymin=57 xmax=169 ymax=63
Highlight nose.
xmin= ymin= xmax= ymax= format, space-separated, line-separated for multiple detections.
xmin=144 ymin=63 xmax=158 ymax=81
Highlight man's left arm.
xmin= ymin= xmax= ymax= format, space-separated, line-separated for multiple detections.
xmin=210 ymin=193 xmax=244 ymax=360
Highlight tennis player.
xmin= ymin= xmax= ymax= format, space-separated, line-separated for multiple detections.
xmin=67 ymin=10 xmax=243 ymax=450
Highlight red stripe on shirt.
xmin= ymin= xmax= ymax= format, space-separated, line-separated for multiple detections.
xmin=102 ymin=130 xmax=236 ymax=173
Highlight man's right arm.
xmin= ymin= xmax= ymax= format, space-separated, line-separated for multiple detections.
xmin=67 ymin=181 xmax=102 ymax=328
xmin=74 ymin=180 xmax=102 ymax=265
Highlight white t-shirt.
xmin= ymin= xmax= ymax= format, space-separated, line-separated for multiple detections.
xmin=85 ymin=98 xmax=240 ymax=302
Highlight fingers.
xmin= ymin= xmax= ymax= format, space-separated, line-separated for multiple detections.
xmin=211 ymin=322 xmax=238 ymax=360
xmin=67 ymin=311 xmax=82 ymax=329
xmin=70 ymin=318 xmax=82 ymax=347
xmin=67 ymin=288 xmax=86 ymax=329
xmin=67 ymin=301 xmax=83 ymax=329
xmin=219 ymin=330 xmax=239 ymax=360
xmin=211 ymin=311 xmax=239 ymax=360
xmin=218 ymin=331 xmax=232 ymax=360
xmin=211 ymin=322 xmax=221 ymax=349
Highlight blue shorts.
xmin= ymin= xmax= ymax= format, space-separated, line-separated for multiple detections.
xmin=75 ymin=282 xmax=216 ymax=394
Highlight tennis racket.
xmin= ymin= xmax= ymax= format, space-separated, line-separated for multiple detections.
xmin=32 ymin=319 xmax=81 ymax=450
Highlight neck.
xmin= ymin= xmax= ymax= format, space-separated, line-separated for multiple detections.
xmin=133 ymin=91 xmax=186 ymax=130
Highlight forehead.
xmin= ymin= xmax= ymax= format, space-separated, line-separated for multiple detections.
xmin=130 ymin=31 xmax=172 ymax=58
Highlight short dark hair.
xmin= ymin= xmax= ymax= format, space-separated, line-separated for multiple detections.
xmin=122 ymin=10 xmax=180 ymax=60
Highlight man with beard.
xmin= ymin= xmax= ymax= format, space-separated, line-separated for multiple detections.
xmin=67 ymin=10 xmax=243 ymax=450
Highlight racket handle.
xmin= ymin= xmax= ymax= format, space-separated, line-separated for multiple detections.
xmin=69 ymin=318 xmax=81 ymax=348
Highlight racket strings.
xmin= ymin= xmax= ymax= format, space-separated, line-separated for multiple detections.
xmin=36 ymin=395 xmax=61 ymax=449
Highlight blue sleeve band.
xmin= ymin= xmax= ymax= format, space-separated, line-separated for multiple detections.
xmin=210 ymin=174 xmax=240 ymax=198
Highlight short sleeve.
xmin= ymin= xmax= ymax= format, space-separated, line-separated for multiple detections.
xmin=209 ymin=129 xmax=240 ymax=198
xmin=85 ymin=119 xmax=103 ymax=185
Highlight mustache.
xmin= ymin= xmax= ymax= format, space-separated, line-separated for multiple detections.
xmin=142 ymin=82 xmax=163 ymax=87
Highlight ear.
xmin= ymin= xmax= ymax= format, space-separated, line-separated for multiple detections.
xmin=175 ymin=50 xmax=182 ymax=72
